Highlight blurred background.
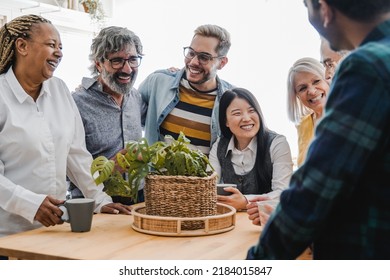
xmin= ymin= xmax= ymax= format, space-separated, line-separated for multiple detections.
xmin=0 ymin=0 xmax=322 ymax=161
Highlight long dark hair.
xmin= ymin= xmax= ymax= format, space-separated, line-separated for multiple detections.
xmin=219 ymin=87 xmax=274 ymax=190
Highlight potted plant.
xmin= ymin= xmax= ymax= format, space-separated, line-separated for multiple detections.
xmin=90 ymin=132 xmax=215 ymax=204
xmin=79 ymin=0 xmax=105 ymax=22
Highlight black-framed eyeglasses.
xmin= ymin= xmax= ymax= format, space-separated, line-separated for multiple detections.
xmin=183 ymin=47 xmax=223 ymax=65
xmin=105 ymin=56 xmax=142 ymax=69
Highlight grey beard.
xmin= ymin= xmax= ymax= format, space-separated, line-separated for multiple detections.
xmin=101 ymin=71 xmax=135 ymax=95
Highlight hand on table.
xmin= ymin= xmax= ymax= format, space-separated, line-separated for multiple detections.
xmin=34 ymin=196 xmax=65 ymax=227
xmin=101 ymin=203 xmax=132 ymax=215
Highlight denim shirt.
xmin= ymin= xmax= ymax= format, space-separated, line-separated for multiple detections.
xmin=139 ymin=68 xmax=234 ymax=146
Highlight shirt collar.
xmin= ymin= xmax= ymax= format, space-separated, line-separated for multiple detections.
xmin=5 ymin=68 xmax=50 ymax=103
xmin=225 ymin=135 xmax=257 ymax=157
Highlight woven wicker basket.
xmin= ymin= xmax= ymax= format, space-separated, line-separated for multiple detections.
xmin=144 ymin=172 xmax=218 ymax=230
xmin=132 ymin=203 xmax=236 ymax=236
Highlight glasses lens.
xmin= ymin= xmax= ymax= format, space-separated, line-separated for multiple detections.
xmin=184 ymin=47 xmax=195 ymax=59
xmin=197 ymin=54 xmax=211 ymax=64
xmin=110 ymin=58 xmax=124 ymax=69
xmin=183 ymin=47 xmax=213 ymax=65
xmin=129 ymin=56 xmax=141 ymax=67
xmin=109 ymin=57 xmax=141 ymax=69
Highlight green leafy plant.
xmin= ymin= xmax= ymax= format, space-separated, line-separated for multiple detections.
xmin=90 ymin=132 xmax=214 ymax=202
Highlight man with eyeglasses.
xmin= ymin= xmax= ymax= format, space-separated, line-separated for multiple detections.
xmin=320 ymin=37 xmax=349 ymax=82
xmin=138 ymin=24 xmax=234 ymax=155
xmin=69 ymin=26 xmax=145 ymax=205
xmin=247 ymin=0 xmax=390 ymax=259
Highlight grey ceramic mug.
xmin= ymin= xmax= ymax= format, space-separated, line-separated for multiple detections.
xmin=59 ymin=198 xmax=95 ymax=232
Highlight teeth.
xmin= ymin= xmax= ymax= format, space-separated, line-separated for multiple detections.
xmin=118 ymin=75 xmax=130 ymax=80
xmin=48 ymin=61 xmax=57 ymax=68
xmin=189 ymin=68 xmax=201 ymax=74
xmin=241 ymin=125 xmax=254 ymax=130
xmin=310 ymin=95 xmax=322 ymax=103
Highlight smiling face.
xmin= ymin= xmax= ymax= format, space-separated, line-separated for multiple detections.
xmin=22 ymin=23 xmax=63 ymax=82
xmin=184 ymin=35 xmax=227 ymax=91
xmin=96 ymin=45 xmax=138 ymax=95
xmin=225 ymin=97 xmax=260 ymax=150
xmin=294 ymin=71 xmax=329 ymax=118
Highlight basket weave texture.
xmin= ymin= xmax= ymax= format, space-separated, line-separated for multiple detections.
xmin=144 ymin=172 xmax=217 ymax=230
xmin=132 ymin=203 xmax=236 ymax=236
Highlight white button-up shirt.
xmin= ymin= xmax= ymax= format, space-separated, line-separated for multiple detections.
xmin=0 ymin=68 xmax=112 ymax=237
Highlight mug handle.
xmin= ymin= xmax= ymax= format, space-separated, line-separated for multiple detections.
xmin=58 ymin=204 xmax=69 ymax=222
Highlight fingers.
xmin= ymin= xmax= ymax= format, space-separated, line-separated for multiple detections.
xmin=246 ymin=207 xmax=261 ymax=226
xmin=168 ymin=67 xmax=180 ymax=72
xmin=34 ymin=196 xmax=64 ymax=227
xmin=217 ymin=194 xmax=228 ymax=202
xmin=247 ymin=207 xmax=259 ymax=220
xmin=259 ymin=212 xmax=270 ymax=225
xmin=101 ymin=203 xmax=132 ymax=215
xmin=226 ymin=187 xmax=240 ymax=194
xmin=264 ymin=204 xmax=274 ymax=213
xmin=252 ymin=217 xmax=261 ymax=226
xmin=246 ymin=202 xmax=257 ymax=210
xmin=248 ymin=195 xmax=269 ymax=203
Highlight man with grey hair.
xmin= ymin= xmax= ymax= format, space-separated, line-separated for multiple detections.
xmin=69 ymin=26 xmax=144 ymax=204
xmin=138 ymin=24 xmax=234 ymax=155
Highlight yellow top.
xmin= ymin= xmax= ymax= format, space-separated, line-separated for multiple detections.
xmin=296 ymin=113 xmax=315 ymax=167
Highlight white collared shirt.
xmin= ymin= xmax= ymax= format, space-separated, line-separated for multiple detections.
xmin=209 ymin=134 xmax=293 ymax=199
xmin=228 ymin=136 xmax=258 ymax=175
xmin=0 ymin=68 xmax=112 ymax=237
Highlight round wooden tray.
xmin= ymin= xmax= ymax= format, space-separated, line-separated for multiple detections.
xmin=131 ymin=203 xmax=236 ymax=237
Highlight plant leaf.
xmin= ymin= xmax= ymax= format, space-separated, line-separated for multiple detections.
xmin=90 ymin=156 xmax=115 ymax=185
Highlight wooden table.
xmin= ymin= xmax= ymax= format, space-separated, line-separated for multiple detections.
xmin=0 ymin=206 xmax=263 ymax=260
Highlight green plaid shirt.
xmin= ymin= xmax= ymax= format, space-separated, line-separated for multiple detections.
xmin=247 ymin=19 xmax=390 ymax=260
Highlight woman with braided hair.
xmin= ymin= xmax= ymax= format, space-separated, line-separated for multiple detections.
xmin=0 ymin=15 xmax=132 ymax=243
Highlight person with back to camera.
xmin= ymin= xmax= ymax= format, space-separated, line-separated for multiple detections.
xmin=138 ymin=24 xmax=234 ymax=155
xmin=247 ymin=0 xmax=390 ymax=259
xmin=0 ymin=15 xmax=132 ymax=250
xmin=208 ymin=88 xmax=293 ymax=211
xmin=69 ymin=26 xmax=145 ymax=204
xmin=286 ymin=57 xmax=330 ymax=167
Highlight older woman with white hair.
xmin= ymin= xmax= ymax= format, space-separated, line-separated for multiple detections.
xmin=287 ymin=57 xmax=329 ymax=167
